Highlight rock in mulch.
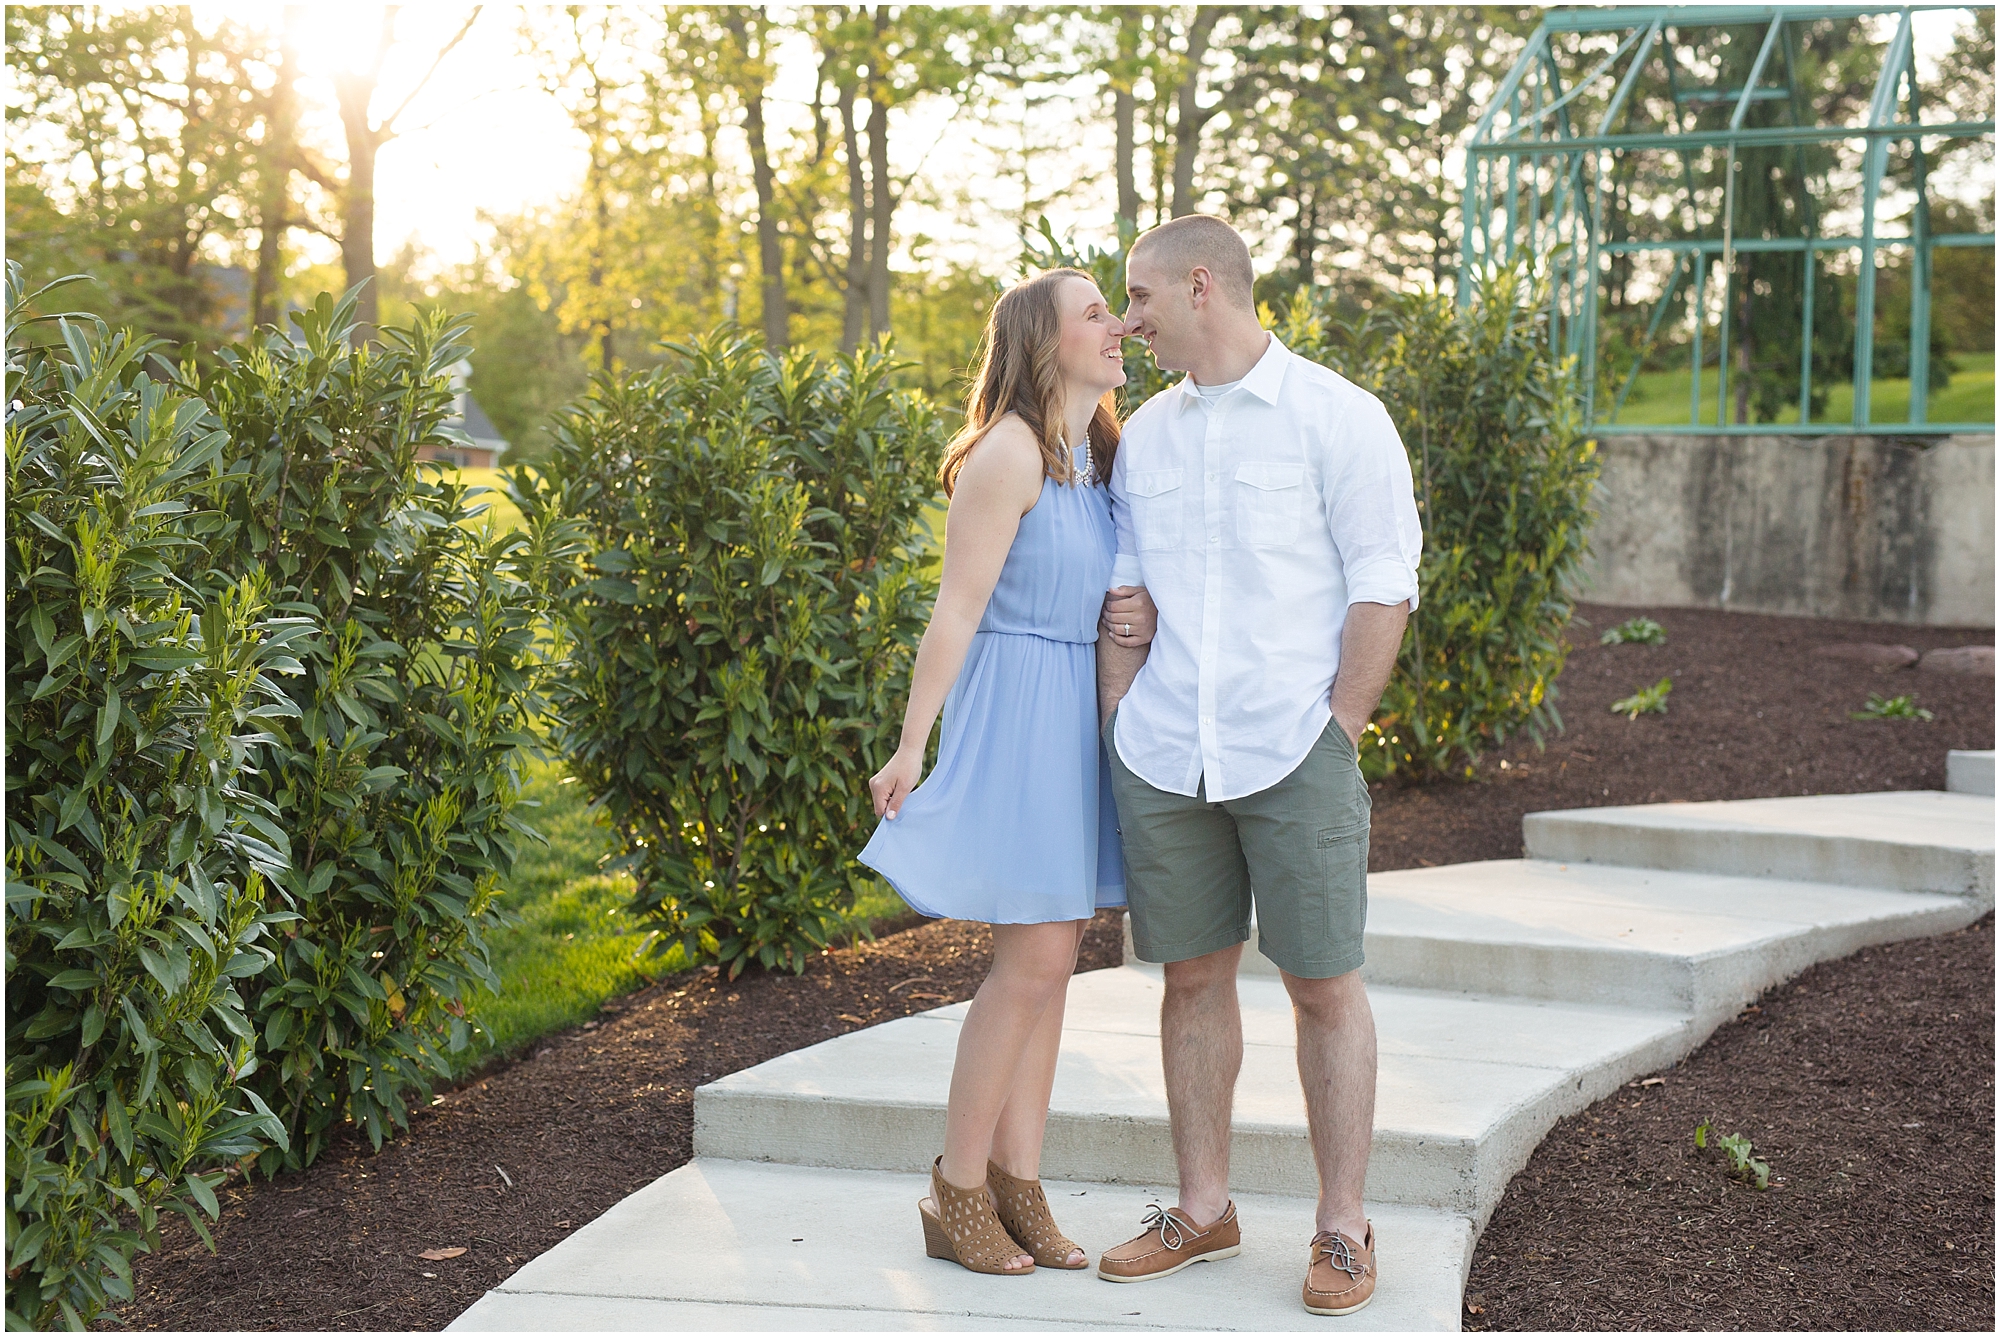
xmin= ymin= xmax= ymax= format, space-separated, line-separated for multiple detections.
xmin=1814 ymin=641 xmax=1921 ymax=668
xmin=1921 ymin=645 xmax=1996 ymax=676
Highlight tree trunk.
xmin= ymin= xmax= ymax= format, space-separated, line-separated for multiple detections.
xmin=726 ymin=11 xmax=787 ymax=349
xmin=839 ymin=84 xmax=869 ymax=351
xmin=592 ymin=161 xmax=613 ymax=369
xmin=1169 ymin=7 xmax=1222 ymax=218
xmin=866 ymin=89 xmax=892 ymax=341
xmin=333 ymin=71 xmax=380 ymax=338
xmin=1113 ymin=12 xmax=1140 ymax=227
xmin=252 ymin=7 xmax=304 ymax=330
xmin=744 ymin=94 xmax=786 ymax=347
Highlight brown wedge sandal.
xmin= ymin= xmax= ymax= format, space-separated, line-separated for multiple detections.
xmin=987 ymin=1160 xmax=1088 ymax=1269
xmin=919 ymin=1158 xmax=1036 ymax=1275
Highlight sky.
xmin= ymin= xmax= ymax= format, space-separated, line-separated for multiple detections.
xmin=238 ymin=4 xmax=1986 ymax=285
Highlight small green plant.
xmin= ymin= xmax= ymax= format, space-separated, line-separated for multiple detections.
xmin=1601 ymin=617 xmax=1666 ymax=645
xmin=1694 ymin=1122 xmax=1771 ymax=1189
xmin=1610 ymin=677 xmax=1672 ymax=719
xmin=1851 ymin=692 xmax=1933 ymax=722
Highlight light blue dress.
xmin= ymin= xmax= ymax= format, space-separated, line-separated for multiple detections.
xmin=859 ymin=469 xmax=1127 ymax=923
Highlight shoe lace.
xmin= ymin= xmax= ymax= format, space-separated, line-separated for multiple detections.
xmin=1313 ymin=1231 xmax=1365 ymax=1278
xmin=1140 ymin=1203 xmax=1188 ymax=1251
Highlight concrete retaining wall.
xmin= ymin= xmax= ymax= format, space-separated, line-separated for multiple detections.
xmin=1573 ymin=432 xmax=1994 ymax=628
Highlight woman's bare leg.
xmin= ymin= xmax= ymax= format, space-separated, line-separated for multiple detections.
xmin=988 ymin=918 xmax=1089 ymax=1264
xmin=926 ymin=918 xmax=1089 ymax=1271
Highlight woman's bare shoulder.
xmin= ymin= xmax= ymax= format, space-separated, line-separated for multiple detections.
xmin=956 ymin=414 xmax=1046 ymax=506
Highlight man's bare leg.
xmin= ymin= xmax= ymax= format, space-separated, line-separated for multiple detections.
xmin=1283 ymin=967 xmax=1376 ymax=1240
xmin=1161 ymin=942 xmax=1244 ymax=1227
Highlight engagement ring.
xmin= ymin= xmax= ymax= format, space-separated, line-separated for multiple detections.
xmin=1121 ymin=623 xmax=1131 ymax=636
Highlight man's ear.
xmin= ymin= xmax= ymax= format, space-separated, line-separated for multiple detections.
xmin=1187 ymin=265 xmax=1213 ymax=310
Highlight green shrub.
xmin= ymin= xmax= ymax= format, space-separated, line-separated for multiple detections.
xmin=1273 ymin=271 xmax=1597 ymax=780
xmin=4 ymin=269 xmax=296 ymax=1329
xmin=529 ymin=333 xmax=943 ymax=979
xmin=189 ymin=289 xmax=569 ymax=1170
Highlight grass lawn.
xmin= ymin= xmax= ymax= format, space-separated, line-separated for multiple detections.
xmin=1599 ymin=351 xmax=1995 ymax=429
xmin=460 ymin=754 xmax=909 ymax=1073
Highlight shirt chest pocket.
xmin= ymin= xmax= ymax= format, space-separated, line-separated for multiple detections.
xmin=1126 ymin=468 xmax=1184 ymax=551
xmin=1234 ymin=461 xmax=1306 ymax=547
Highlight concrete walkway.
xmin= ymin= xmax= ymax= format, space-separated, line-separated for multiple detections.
xmin=452 ymin=789 xmax=1992 ymax=1331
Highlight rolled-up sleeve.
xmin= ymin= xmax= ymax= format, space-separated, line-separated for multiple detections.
xmin=1326 ymin=396 xmax=1423 ymax=611
xmin=1107 ymin=443 xmax=1144 ymax=589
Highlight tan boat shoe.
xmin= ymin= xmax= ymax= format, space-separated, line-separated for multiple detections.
xmin=986 ymin=1161 xmax=1088 ymax=1269
xmin=1096 ymin=1201 xmax=1241 ymax=1282
xmin=1302 ymin=1222 xmax=1376 ymax=1316
xmin=919 ymin=1158 xmax=1035 ymax=1275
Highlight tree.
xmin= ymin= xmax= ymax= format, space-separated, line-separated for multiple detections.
xmin=1215 ymin=7 xmax=1537 ymax=306
xmin=809 ymin=6 xmax=991 ymax=349
xmin=5 ymin=5 xmax=271 ymax=346
xmin=320 ymin=5 xmax=481 ymax=339
xmin=718 ymin=8 xmax=789 ymax=348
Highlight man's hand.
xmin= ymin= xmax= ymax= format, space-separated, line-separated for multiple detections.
xmin=1102 ymin=585 xmax=1157 ymax=647
xmin=1329 ymin=600 xmax=1411 ymax=746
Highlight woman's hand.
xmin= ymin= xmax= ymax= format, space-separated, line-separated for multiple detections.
xmin=870 ymin=745 xmax=925 ymax=819
xmin=1102 ymin=585 xmax=1158 ymax=648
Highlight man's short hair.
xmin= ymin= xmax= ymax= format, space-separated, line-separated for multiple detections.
xmin=1129 ymin=215 xmax=1256 ymax=309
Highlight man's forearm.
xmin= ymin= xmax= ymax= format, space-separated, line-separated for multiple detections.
xmin=1329 ymin=600 xmax=1410 ymax=742
xmin=1098 ymin=629 xmax=1148 ymax=727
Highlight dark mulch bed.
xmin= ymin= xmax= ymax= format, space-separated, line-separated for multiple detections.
xmin=1368 ymin=601 xmax=1993 ymax=872
xmin=1465 ymin=915 xmax=1995 ymax=1332
xmin=106 ymin=602 xmax=1993 ymax=1331
xmin=108 ymin=912 xmax=1128 ymax=1332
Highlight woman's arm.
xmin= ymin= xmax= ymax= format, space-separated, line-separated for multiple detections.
xmin=870 ymin=418 xmax=1045 ymax=818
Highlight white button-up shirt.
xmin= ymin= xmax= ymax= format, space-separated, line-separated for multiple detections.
xmin=1108 ymin=334 xmax=1423 ymax=802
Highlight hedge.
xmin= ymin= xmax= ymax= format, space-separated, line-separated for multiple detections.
xmin=5 ymin=271 xmax=561 ymax=1326
xmin=527 ymin=334 xmax=943 ymax=978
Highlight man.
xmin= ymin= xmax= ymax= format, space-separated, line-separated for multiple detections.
xmin=1093 ymin=214 xmax=1421 ymax=1317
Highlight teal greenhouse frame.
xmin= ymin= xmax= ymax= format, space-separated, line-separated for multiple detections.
xmin=1458 ymin=5 xmax=1996 ymax=434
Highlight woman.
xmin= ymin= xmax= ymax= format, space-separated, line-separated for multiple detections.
xmin=861 ymin=268 xmax=1155 ymax=1276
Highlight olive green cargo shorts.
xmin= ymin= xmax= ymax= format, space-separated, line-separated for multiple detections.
xmin=1104 ymin=709 xmax=1369 ymax=979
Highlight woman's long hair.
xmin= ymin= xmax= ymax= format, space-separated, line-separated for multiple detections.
xmin=939 ymin=268 xmax=1122 ymax=497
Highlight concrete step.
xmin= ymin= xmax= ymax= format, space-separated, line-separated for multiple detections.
xmin=1949 ymin=750 xmax=1995 ymax=796
xmin=1342 ymin=861 xmax=1974 ymax=1027
xmin=1520 ymin=791 xmax=1994 ymax=901
xmin=448 ymin=1158 xmax=1472 ymax=1331
xmin=695 ymin=969 xmax=1691 ymax=1223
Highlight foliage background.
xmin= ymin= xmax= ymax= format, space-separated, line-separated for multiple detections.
xmin=12 ymin=6 xmax=1982 ymax=447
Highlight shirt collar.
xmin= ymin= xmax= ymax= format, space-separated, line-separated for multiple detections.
xmin=1171 ymin=332 xmax=1292 ymax=410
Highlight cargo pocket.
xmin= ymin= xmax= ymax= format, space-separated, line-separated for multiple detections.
xmin=1126 ymin=468 xmax=1185 ymax=550
xmin=1233 ymin=460 xmax=1305 ymax=547
xmin=1313 ymin=823 xmax=1371 ymax=946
